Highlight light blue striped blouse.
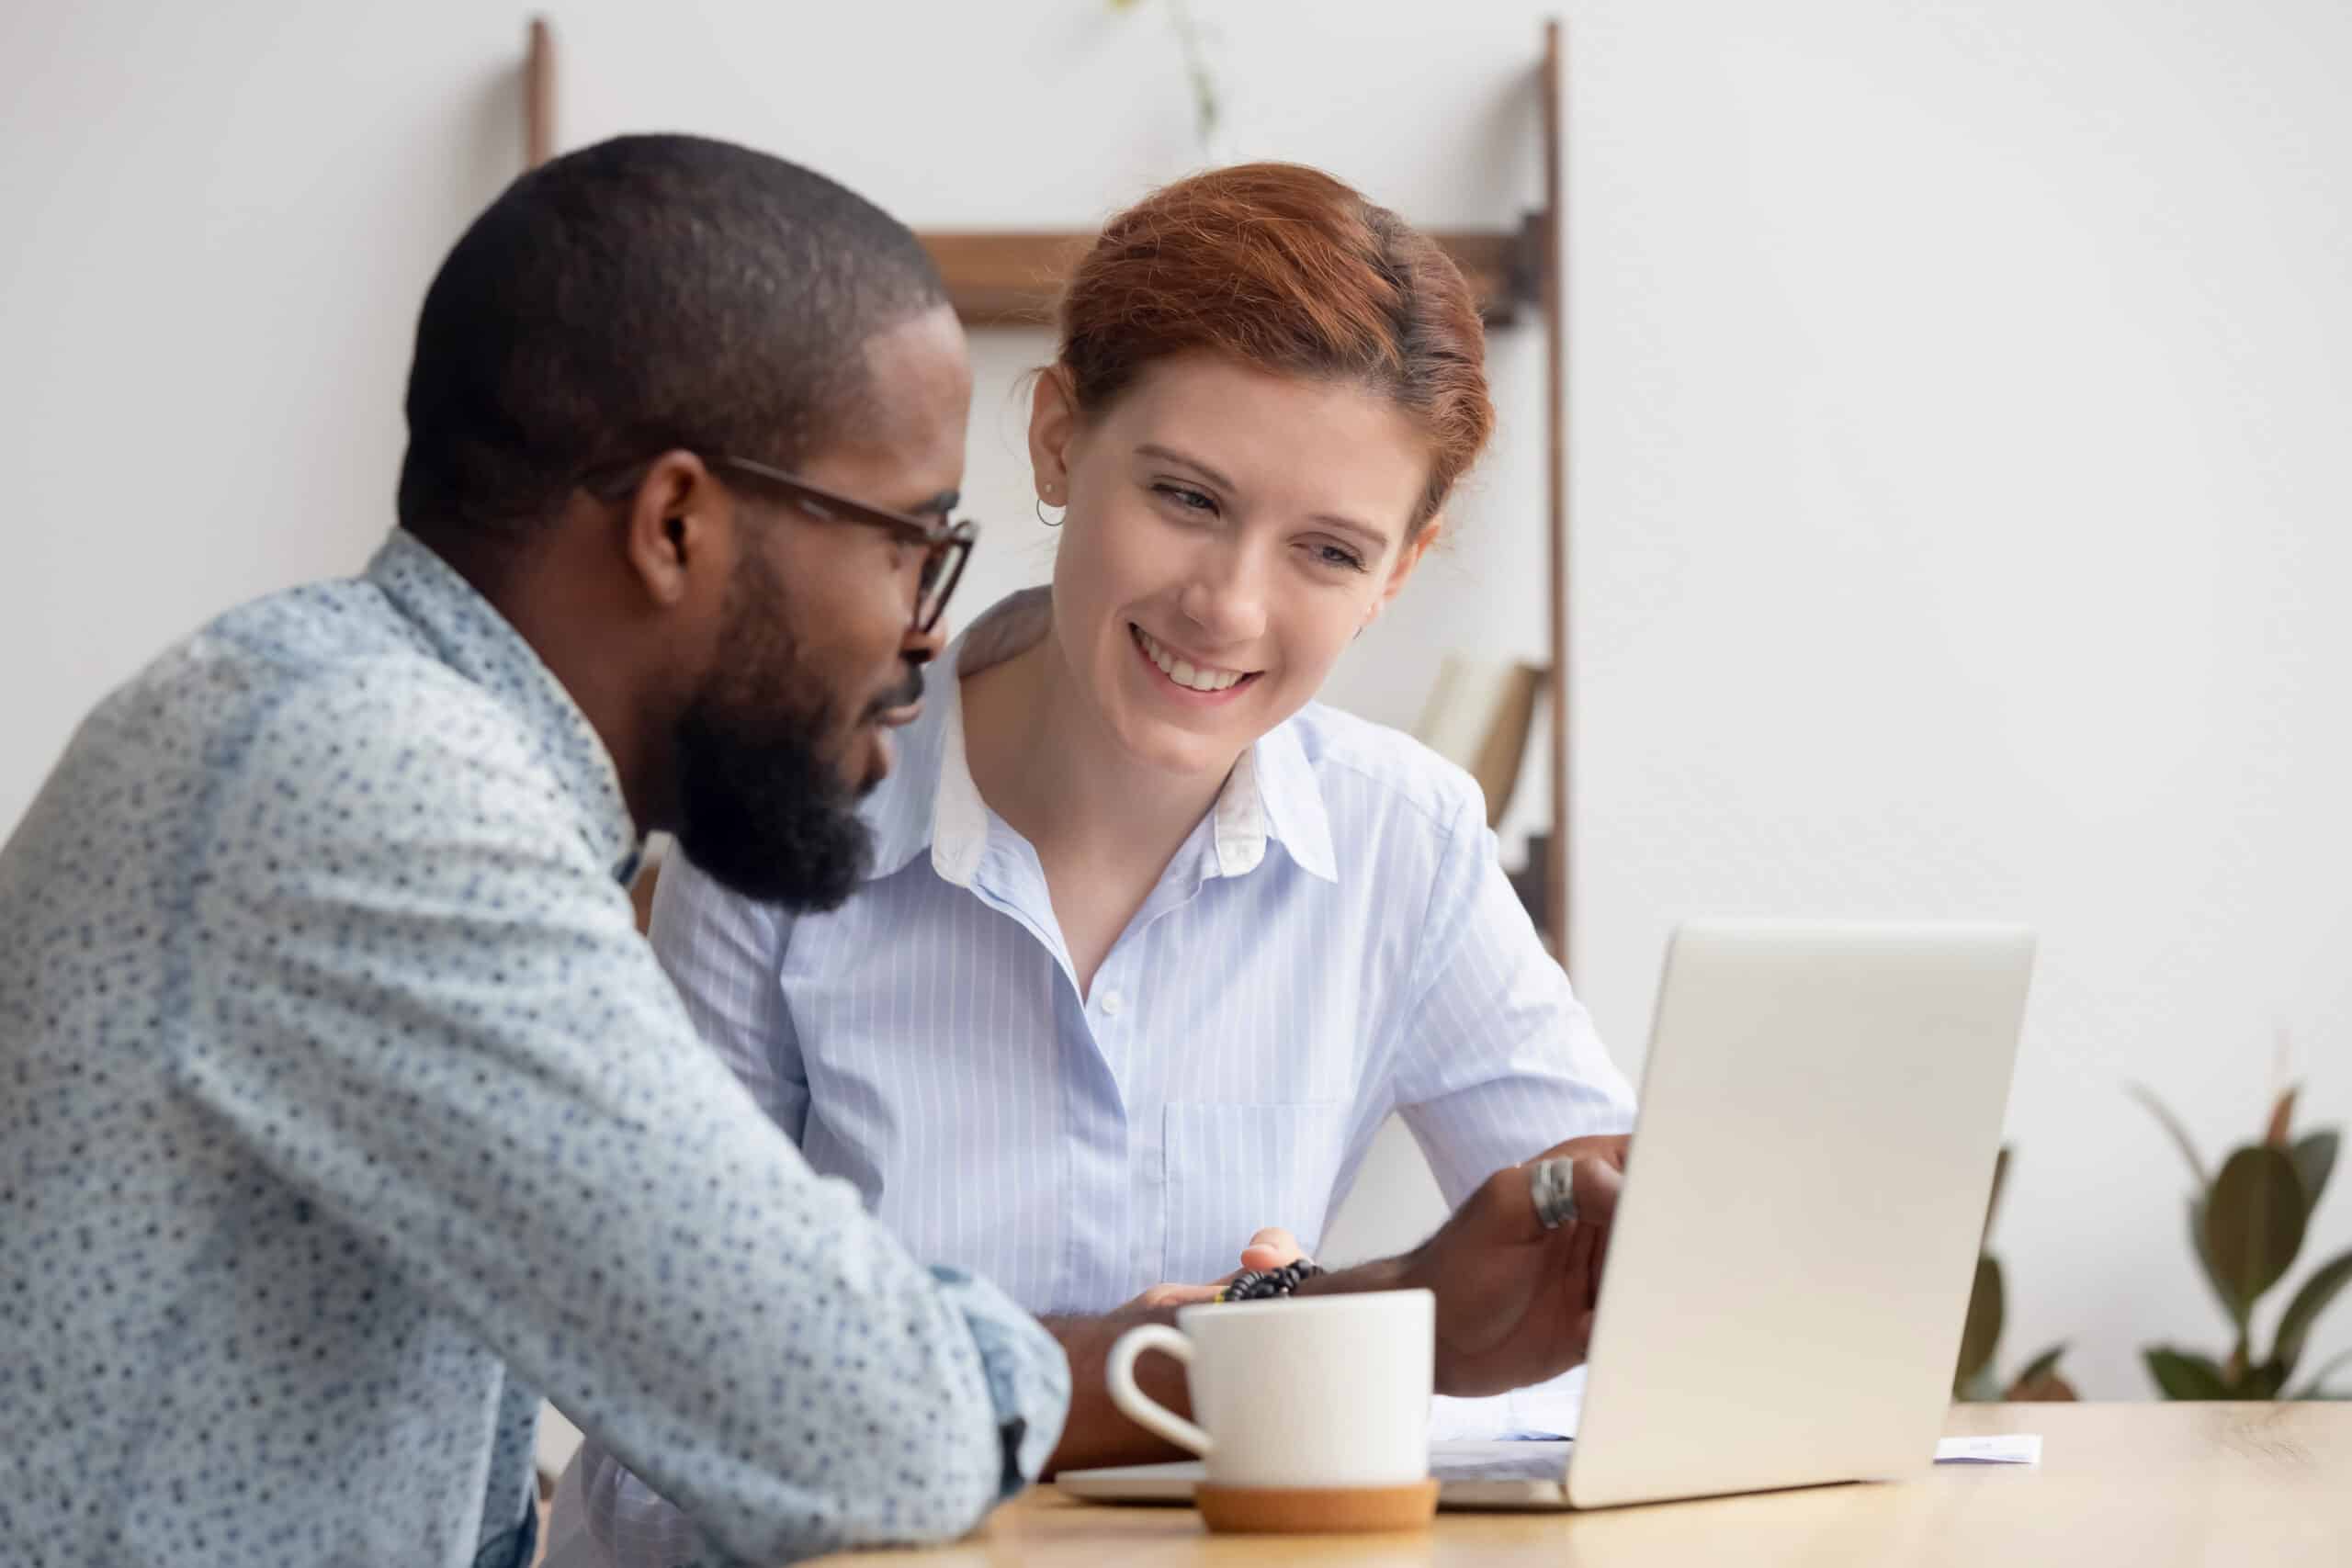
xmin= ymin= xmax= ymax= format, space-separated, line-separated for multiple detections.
xmin=662 ymin=587 xmax=1636 ymax=1303
xmin=561 ymin=587 xmax=1637 ymax=1567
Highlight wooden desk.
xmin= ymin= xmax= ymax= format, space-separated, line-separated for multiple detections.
xmin=808 ymin=1404 xmax=2349 ymax=1567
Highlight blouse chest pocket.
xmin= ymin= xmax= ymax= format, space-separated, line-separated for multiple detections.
xmin=1160 ymin=1101 xmax=1357 ymax=1287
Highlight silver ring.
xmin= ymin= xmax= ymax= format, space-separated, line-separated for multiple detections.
xmin=1531 ymin=1157 xmax=1578 ymax=1230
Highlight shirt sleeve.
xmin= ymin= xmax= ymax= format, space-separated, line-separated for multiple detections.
xmin=173 ymin=671 xmax=1069 ymax=1567
xmin=647 ymin=845 xmax=808 ymax=1143
xmin=575 ymin=1268 xmax=1061 ymax=1568
xmin=1386 ymin=792 xmax=1638 ymax=1208
xmin=582 ymin=852 xmax=1027 ymax=1568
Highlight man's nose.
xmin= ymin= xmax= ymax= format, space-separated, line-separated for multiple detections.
xmin=901 ymin=617 xmax=947 ymax=667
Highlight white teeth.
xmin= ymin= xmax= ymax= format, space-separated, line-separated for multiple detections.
xmin=1136 ymin=626 xmax=1250 ymax=693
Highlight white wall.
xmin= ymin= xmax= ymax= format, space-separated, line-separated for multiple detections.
xmin=5 ymin=0 xmax=2346 ymax=1403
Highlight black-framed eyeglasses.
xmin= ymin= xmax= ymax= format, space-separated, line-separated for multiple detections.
xmin=711 ymin=456 xmax=977 ymax=635
xmin=585 ymin=453 xmax=978 ymax=634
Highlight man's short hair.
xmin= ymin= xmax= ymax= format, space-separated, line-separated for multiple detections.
xmin=396 ymin=134 xmax=946 ymax=540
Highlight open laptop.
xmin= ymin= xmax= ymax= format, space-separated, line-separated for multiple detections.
xmin=1060 ymin=920 xmax=2034 ymax=1511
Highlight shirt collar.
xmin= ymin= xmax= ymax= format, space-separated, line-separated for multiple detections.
xmin=365 ymin=528 xmax=643 ymax=883
xmin=862 ymin=587 xmax=1337 ymax=887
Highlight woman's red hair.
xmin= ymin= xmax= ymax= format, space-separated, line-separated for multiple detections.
xmin=1055 ymin=163 xmax=1494 ymax=534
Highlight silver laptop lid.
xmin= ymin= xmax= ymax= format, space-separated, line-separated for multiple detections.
xmin=1566 ymin=921 xmax=2033 ymax=1509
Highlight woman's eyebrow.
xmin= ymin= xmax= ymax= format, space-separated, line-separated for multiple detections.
xmin=1134 ymin=443 xmax=1235 ymax=491
xmin=1312 ymin=513 xmax=1390 ymax=551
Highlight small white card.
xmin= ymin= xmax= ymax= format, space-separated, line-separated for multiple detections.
xmin=1934 ymin=1434 xmax=2042 ymax=1465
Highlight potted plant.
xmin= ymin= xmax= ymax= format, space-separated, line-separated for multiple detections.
xmin=1955 ymin=1146 xmax=2078 ymax=1401
xmin=2134 ymin=1084 xmax=2351 ymax=1399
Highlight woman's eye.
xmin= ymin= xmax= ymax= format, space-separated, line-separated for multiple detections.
xmin=1312 ymin=542 xmax=1368 ymax=573
xmin=1154 ymin=482 xmax=1218 ymax=515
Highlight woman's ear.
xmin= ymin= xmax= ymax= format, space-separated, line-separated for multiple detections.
xmin=1026 ymin=367 xmax=1080 ymax=503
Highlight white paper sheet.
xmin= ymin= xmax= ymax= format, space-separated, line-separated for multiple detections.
xmin=1425 ymin=1366 xmax=1586 ymax=1442
xmin=1933 ymin=1433 xmax=2042 ymax=1465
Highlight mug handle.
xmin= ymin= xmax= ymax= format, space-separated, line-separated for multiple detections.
xmin=1105 ymin=1323 xmax=1216 ymax=1457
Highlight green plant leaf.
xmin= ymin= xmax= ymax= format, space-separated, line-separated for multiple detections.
xmin=2291 ymin=1131 xmax=2338 ymax=1215
xmin=2271 ymin=1247 xmax=2352 ymax=1377
xmin=2145 ymin=1347 xmax=2233 ymax=1400
xmin=2189 ymin=1196 xmax=2239 ymax=1323
xmin=2131 ymin=1083 xmax=2209 ymax=1190
xmin=2204 ymin=1145 xmax=2308 ymax=1316
xmin=1954 ymin=1255 xmax=2004 ymax=1393
xmin=2293 ymin=1347 xmax=2352 ymax=1399
xmin=2003 ymin=1365 xmax=2080 ymax=1402
xmin=1981 ymin=1145 xmax=2011 ymax=1249
xmin=2012 ymin=1343 xmax=2069 ymax=1386
xmin=2004 ymin=1344 xmax=2078 ymax=1402
xmin=2242 ymin=1359 xmax=2290 ymax=1398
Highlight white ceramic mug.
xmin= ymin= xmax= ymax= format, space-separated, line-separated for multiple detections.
xmin=1105 ymin=1289 xmax=1435 ymax=1488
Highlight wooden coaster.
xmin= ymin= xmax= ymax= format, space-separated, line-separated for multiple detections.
xmin=1195 ymin=1479 xmax=1442 ymax=1534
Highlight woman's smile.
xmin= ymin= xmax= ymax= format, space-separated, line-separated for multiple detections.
xmin=1128 ymin=622 xmax=1263 ymax=705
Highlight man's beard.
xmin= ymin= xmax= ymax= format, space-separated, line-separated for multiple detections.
xmin=671 ymin=549 xmax=914 ymax=910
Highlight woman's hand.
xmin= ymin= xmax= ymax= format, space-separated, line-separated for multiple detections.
xmin=1114 ymin=1227 xmax=1312 ymax=1311
xmin=1234 ymin=1225 xmax=1308 ymax=1274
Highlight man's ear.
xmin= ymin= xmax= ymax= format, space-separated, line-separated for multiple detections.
xmin=619 ymin=450 xmax=726 ymax=606
xmin=1025 ymin=367 xmax=1080 ymax=505
xmin=1363 ymin=515 xmax=1442 ymax=631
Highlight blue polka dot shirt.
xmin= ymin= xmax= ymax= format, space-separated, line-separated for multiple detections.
xmin=0 ymin=528 xmax=1069 ymax=1567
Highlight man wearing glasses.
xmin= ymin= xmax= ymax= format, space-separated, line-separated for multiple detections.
xmin=2 ymin=130 xmax=1626 ymax=1568
xmin=0 ymin=135 xmax=1041 ymax=1568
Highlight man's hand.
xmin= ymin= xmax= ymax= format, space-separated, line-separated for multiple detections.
xmin=1531 ymin=1133 xmax=1631 ymax=1178
xmin=1303 ymin=1134 xmax=1629 ymax=1397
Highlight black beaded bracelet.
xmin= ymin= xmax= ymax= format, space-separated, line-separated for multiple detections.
xmin=1215 ymin=1260 xmax=1326 ymax=1302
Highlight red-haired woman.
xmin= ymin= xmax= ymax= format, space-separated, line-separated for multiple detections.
xmin=551 ymin=164 xmax=1634 ymax=1566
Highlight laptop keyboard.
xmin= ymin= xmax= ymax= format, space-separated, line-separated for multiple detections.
xmin=1430 ymin=1440 xmax=1574 ymax=1483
